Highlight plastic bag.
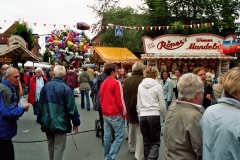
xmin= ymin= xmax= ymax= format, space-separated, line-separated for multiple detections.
xmin=19 ymin=96 xmax=28 ymax=106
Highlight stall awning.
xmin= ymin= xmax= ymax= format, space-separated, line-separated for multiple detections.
xmin=0 ymin=44 xmax=40 ymax=62
xmin=94 ymin=47 xmax=141 ymax=63
xmin=141 ymin=53 xmax=237 ymax=60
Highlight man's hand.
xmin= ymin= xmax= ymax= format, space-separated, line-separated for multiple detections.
xmin=23 ymin=104 xmax=29 ymax=111
xmin=73 ymin=126 xmax=78 ymax=134
xmin=206 ymin=94 xmax=211 ymax=101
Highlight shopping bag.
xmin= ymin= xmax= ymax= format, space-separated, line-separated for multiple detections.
xmin=19 ymin=96 xmax=28 ymax=106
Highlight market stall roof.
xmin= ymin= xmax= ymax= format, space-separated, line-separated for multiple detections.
xmin=0 ymin=44 xmax=40 ymax=62
xmin=94 ymin=47 xmax=141 ymax=63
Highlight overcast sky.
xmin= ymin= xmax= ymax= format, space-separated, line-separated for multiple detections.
xmin=0 ymin=0 xmax=144 ymax=49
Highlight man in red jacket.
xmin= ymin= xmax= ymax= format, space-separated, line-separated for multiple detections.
xmin=100 ymin=63 xmax=126 ymax=160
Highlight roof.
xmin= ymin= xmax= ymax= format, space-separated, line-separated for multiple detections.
xmin=0 ymin=44 xmax=40 ymax=62
xmin=93 ymin=47 xmax=141 ymax=63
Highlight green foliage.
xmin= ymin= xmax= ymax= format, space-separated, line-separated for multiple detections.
xmin=42 ymin=49 xmax=53 ymax=64
xmin=100 ymin=7 xmax=146 ymax=51
xmin=142 ymin=0 xmax=240 ymax=37
xmin=10 ymin=20 xmax=35 ymax=50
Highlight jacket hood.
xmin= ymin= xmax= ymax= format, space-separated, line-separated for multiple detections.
xmin=141 ymin=78 xmax=159 ymax=89
xmin=66 ymin=70 xmax=74 ymax=75
xmin=218 ymin=97 xmax=240 ymax=109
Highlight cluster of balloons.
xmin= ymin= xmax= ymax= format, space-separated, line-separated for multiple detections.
xmin=45 ymin=22 xmax=93 ymax=67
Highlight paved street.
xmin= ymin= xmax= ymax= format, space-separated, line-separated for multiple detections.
xmin=13 ymin=95 xmax=165 ymax=160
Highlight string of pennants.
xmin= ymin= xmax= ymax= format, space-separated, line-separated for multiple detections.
xmin=1 ymin=19 xmax=214 ymax=30
xmin=101 ymin=22 xmax=215 ymax=30
xmin=0 ymin=19 xmax=77 ymax=29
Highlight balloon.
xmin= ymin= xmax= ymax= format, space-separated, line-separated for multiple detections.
xmin=76 ymin=22 xmax=90 ymax=30
xmin=62 ymin=61 xmax=67 ymax=67
xmin=54 ymin=40 xmax=60 ymax=46
xmin=66 ymin=31 xmax=74 ymax=42
xmin=79 ymin=42 xmax=84 ymax=51
xmin=67 ymin=41 xmax=74 ymax=50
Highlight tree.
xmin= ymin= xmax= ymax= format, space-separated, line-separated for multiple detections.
xmin=88 ymin=0 xmax=120 ymax=34
xmin=141 ymin=0 xmax=171 ymax=38
xmin=99 ymin=7 xmax=147 ymax=51
xmin=43 ymin=49 xmax=53 ymax=65
xmin=142 ymin=0 xmax=240 ymax=36
xmin=11 ymin=20 xmax=35 ymax=50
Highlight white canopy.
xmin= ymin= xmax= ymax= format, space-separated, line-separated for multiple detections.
xmin=18 ymin=61 xmax=52 ymax=68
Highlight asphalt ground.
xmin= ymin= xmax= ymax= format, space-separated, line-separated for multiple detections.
xmin=13 ymin=95 xmax=165 ymax=160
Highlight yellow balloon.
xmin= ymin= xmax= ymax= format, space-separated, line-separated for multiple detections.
xmin=79 ymin=42 xmax=84 ymax=51
xmin=67 ymin=41 xmax=74 ymax=50
xmin=62 ymin=61 xmax=67 ymax=67
xmin=54 ymin=40 xmax=60 ymax=46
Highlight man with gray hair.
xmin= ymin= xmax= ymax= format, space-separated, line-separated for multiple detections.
xmin=0 ymin=67 xmax=29 ymax=160
xmin=28 ymin=67 xmax=48 ymax=116
xmin=123 ymin=62 xmax=144 ymax=160
xmin=163 ymin=73 xmax=204 ymax=160
xmin=38 ymin=65 xmax=80 ymax=160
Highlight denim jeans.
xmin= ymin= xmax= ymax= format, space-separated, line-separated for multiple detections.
xmin=80 ymin=90 xmax=90 ymax=109
xmin=140 ymin=116 xmax=161 ymax=160
xmin=103 ymin=116 xmax=125 ymax=160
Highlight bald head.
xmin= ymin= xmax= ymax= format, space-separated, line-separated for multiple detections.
xmin=1 ymin=64 xmax=10 ymax=74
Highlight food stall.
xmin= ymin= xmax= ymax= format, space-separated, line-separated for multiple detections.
xmin=142 ymin=33 xmax=238 ymax=76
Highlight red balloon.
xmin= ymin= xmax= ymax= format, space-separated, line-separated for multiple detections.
xmin=77 ymin=22 xmax=90 ymax=30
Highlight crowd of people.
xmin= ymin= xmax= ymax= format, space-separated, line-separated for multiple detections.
xmin=0 ymin=61 xmax=240 ymax=160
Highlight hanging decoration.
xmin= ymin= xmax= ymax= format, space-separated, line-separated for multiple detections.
xmin=0 ymin=19 xmax=214 ymax=31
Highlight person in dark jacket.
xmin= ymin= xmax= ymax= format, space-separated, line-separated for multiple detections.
xmin=0 ymin=67 xmax=29 ymax=160
xmin=193 ymin=67 xmax=217 ymax=109
xmin=123 ymin=62 xmax=144 ymax=160
xmin=38 ymin=65 xmax=80 ymax=160
xmin=63 ymin=65 xmax=78 ymax=91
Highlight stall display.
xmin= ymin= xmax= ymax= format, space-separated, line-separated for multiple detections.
xmin=44 ymin=22 xmax=92 ymax=68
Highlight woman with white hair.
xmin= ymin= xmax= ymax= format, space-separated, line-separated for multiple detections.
xmin=28 ymin=67 xmax=48 ymax=116
xmin=200 ymin=67 xmax=240 ymax=160
xmin=163 ymin=73 xmax=204 ymax=160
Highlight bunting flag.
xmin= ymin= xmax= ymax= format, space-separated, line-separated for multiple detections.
xmin=0 ymin=19 xmax=215 ymax=31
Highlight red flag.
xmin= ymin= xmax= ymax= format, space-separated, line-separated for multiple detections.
xmin=193 ymin=24 xmax=196 ymax=28
xmin=4 ymin=20 xmax=6 ymax=23
xmin=44 ymin=24 xmax=46 ymax=27
xmin=162 ymin=26 xmax=165 ymax=30
xmin=54 ymin=24 xmax=56 ymax=27
xmin=186 ymin=25 xmax=189 ymax=28
xmin=154 ymin=26 xmax=157 ymax=30
xmin=34 ymin=23 xmax=37 ymax=26
xmin=137 ymin=26 xmax=140 ymax=30
xmin=101 ymin=26 xmax=105 ymax=29
xmin=146 ymin=26 xmax=149 ymax=30
xmin=73 ymin=25 xmax=75 ymax=28
xmin=63 ymin=25 xmax=66 ymax=28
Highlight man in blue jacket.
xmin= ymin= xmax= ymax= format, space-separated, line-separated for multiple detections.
xmin=38 ymin=65 xmax=80 ymax=160
xmin=0 ymin=67 xmax=29 ymax=160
